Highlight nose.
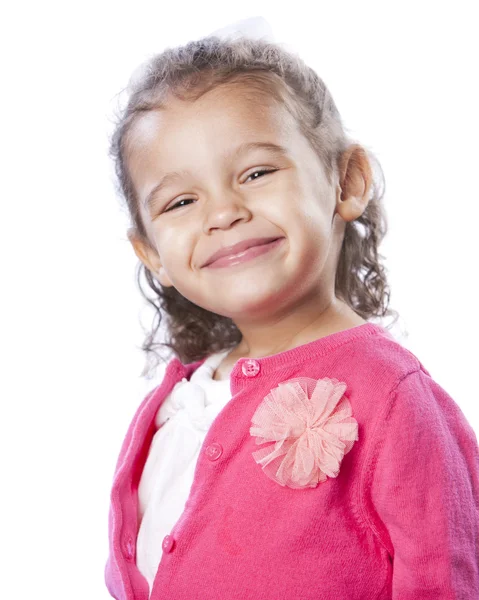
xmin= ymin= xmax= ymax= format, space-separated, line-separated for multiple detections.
xmin=202 ymin=189 xmax=252 ymax=232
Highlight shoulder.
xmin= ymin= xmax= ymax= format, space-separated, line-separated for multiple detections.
xmin=383 ymin=368 xmax=477 ymax=443
xmin=349 ymin=323 xmax=433 ymax=384
xmin=359 ymin=329 xmax=462 ymax=422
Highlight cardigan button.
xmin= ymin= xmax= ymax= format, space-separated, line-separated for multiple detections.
xmin=205 ymin=442 xmax=223 ymax=461
xmin=162 ymin=534 xmax=175 ymax=553
xmin=241 ymin=359 xmax=260 ymax=377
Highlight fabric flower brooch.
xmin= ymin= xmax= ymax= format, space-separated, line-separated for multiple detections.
xmin=249 ymin=377 xmax=359 ymax=489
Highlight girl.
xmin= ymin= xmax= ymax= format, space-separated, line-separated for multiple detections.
xmin=104 ymin=27 xmax=479 ymax=600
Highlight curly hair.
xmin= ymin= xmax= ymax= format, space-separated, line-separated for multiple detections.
xmin=108 ymin=35 xmax=399 ymax=379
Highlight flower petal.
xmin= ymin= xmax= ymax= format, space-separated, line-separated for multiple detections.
xmin=310 ymin=378 xmax=348 ymax=426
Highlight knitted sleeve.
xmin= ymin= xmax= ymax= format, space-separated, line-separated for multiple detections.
xmin=362 ymin=368 xmax=479 ymax=598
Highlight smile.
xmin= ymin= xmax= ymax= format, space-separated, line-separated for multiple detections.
xmin=203 ymin=237 xmax=285 ymax=269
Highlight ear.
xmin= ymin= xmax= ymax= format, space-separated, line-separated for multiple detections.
xmin=335 ymin=145 xmax=373 ymax=222
xmin=127 ymin=228 xmax=174 ymax=288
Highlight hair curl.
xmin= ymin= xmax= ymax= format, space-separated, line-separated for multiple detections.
xmin=108 ymin=35 xmax=399 ymax=379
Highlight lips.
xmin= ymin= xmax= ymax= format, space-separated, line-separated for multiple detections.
xmin=202 ymin=237 xmax=283 ymax=268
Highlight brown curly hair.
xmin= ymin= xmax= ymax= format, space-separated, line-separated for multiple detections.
xmin=108 ymin=35 xmax=399 ymax=379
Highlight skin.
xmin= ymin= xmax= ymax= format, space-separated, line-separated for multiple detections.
xmin=126 ymin=83 xmax=373 ymax=379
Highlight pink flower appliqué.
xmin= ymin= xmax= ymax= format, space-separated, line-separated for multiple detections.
xmin=249 ymin=377 xmax=359 ymax=489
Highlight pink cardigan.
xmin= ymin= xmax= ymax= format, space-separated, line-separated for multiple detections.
xmin=105 ymin=323 xmax=479 ymax=599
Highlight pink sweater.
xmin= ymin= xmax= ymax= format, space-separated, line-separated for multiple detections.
xmin=105 ymin=322 xmax=479 ymax=599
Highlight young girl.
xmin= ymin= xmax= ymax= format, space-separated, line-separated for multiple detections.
xmin=104 ymin=28 xmax=479 ymax=600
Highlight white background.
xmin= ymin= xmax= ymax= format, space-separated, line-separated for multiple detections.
xmin=1 ymin=1 xmax=478 ymax=598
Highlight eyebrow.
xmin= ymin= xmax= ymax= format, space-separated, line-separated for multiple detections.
xmin=143 ymin=141 xmax=290 ymax=213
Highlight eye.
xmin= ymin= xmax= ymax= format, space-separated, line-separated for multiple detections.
xmin=163 ymin=168 xmax=277 ymax=213
xmin=244 ymin=167 xmax=277 ymax=183
xmin=164 ymin=197 xmax=195 ymax=213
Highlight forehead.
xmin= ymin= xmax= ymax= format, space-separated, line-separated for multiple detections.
xmin=125 ymin=83 xmax=297 ymax=168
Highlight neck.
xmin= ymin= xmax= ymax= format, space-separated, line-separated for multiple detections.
xmin=229 ymin=296 xmax=366 ymax=360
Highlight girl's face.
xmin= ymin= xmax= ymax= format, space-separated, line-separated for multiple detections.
xmin=126 ymin=83 xmax=349 ymax=322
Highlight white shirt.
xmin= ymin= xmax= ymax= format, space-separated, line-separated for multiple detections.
xmin=136 ymin=348 xmax=234 ymax=593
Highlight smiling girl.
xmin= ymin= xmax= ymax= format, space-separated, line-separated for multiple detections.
xmin=105 ymin=28 xmax=479 ymax=600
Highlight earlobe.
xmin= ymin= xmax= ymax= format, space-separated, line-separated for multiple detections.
xmin=156 ymin=265 xmax=174 ymax=288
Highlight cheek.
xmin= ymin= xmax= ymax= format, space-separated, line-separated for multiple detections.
xmin=286 ymin=206 xmax=331 ymax=259
xmin=155 ymin=228 xmax=193 ymax=270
